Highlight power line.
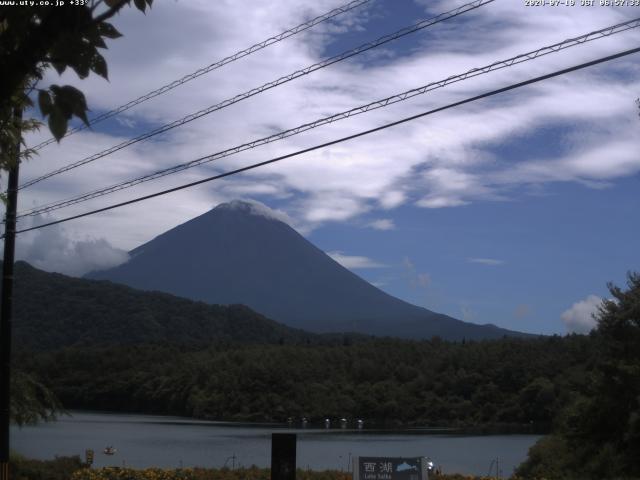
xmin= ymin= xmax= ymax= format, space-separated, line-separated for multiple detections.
xmin=13 ymin=45 xmax=640 ymax=236
xmin=18 ymin=0 xmax=494 ymax=191
xmin=20 ymin=16 xmax=637 ymax=217
xmin=29 ymin=0 xmax=373 ymax=152
xmin=18 ymin=17 xmax=640 ymax=219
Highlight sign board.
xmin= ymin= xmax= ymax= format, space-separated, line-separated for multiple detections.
xmin=353 ymin=457 xmax=428 ymax=480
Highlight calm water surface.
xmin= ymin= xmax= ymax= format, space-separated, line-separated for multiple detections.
xmin=12 ymin=412 xmax=541 ymax=476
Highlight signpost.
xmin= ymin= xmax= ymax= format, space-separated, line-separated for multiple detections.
xmin=353 ymin=456 xmax=429 ymax=480
xmin=271 ymin=433 xmax=296 ymax=480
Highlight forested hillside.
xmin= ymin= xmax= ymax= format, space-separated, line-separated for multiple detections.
xmin=9 ymin=261 xmax=320 ymax=349
xmin=18 ymin=335 xmax=593 ymax=429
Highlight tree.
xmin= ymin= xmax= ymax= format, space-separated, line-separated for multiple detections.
xmin=517 ymin=272 xmax=640 ymax=479
xmin=573 ymin=272 xmax=640 ymax=476
xmin=0 ymin=0 xmax=153 ymax=427
xmin=10 ymin=370 xmax=62 ymax=426
xmin=0 ymin=0 xmax=153 ymax=172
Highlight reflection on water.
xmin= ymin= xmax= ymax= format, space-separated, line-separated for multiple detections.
xmin=12 ymin=411 xmax=541 ymax=476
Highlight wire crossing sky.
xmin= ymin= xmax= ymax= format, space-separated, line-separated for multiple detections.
xmin=14 ymin=46 xmax=640 ymax=236
xmin=16 ymin=17 xmax=640 ymax=219
xmin=18 ymin=0 xmax=494 ymax=191
xmin=28 ymin=0 xmax=373 ymax=152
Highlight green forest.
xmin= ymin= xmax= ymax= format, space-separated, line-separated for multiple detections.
xmin=18 ymin=335 xmax=590 ymax=430
xmin=10 ymin=261 xmax=322 ymax=350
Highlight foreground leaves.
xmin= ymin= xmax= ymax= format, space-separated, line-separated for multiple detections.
xmin=0 ymin=0 xmax=154 ymax=172
xmin=10 ymin=370 xmax=62 ymax=426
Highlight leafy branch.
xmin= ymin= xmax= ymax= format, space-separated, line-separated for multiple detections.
xmin=0 ymin=0 xmax=153 ymax=172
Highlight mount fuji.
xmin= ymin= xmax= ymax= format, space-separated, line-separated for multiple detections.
xmin=87 ymin=200 xmax=527 ymax=340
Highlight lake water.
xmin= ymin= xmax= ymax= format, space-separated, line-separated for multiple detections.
xmin=12 ymin=412 xmax=541 ymax=477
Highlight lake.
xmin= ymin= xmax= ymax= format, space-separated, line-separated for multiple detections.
xmin=12 ymin=412 xmax=541 ymax=477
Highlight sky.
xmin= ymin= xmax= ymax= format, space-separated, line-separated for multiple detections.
xmin=4 ymin=0 xmax=640 ymax=335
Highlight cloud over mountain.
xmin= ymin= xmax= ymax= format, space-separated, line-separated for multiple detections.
xmin=15 ymin=219 xmax=128 ymax=277
xmin=561 ymin=294 xmax=603 ymax=334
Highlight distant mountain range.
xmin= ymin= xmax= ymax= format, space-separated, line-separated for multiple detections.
xmin=88 ymin=200 xmax=528 ymax=340
xmin=9 ymin=261 xmax=318 ymax=350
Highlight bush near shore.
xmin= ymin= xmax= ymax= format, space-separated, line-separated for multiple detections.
xmin=10 ymin=458 xmax=499 ymax=480
xmin=10 ymin=454 xmax=87 ymax=480
xmin=70 ymin=467 xmax=496 ymax=480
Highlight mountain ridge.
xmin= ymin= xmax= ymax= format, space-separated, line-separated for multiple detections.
xmin=88 ymin=200 xmax=529 ymax=340
xmin=7 ymin=260 xmax=323 ymax=351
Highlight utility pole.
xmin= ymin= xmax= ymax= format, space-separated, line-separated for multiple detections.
xmin=0 ymin=108 xmax=22 ymax=480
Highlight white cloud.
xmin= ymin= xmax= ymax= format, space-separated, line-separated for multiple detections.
xmin=15 ymin=219 xmax=129 ymax=277
xmin=326 ymin=251 xmax=386 ymax=269
xmin=5 ymin=0 xmax=638 ymax=250
xmin=115 ymin=116 xmax=137 ymax=129
xmin=217 ymin=199 xmax=293 ymax=225
xmin=468 ymin=257 xmax=504 ymax=266
xmin=417 ymin=196 xmax=469 ymax=209
xmin=561 ymin=294 xmax=603 ymax=334
xmin=367 ymin=218 xmax=395 ymax=230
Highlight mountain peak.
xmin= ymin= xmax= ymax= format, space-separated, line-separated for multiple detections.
xmin=89 ymin=201 xmax=529 ymax=340
xmin=214 ymin=199 xmax=290 ymax=225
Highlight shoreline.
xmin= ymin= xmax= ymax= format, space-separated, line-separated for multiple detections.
xmin=55 ymin=408 xmax=549 ymax=436
xmin=12 ymin=411 xmax=541 ymax=476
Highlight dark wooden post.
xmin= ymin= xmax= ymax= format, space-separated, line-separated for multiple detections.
xmin=0 ymin=108 xmax=21 ymax=480
xmin=271 ymin=433 xmax=296 ymax=480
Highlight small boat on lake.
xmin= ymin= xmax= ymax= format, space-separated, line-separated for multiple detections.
xmin=103 ymin=446 xmax=116 ymax=455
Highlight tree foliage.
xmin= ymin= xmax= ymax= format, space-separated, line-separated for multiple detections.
xmin=517 ymin=273 xmax=640 ymax=479
xmin=9 ymin=369 xmax=63 ymax=426
xmin=10 ymin=453 xmax=86 ymax=480
xmin=9 ymin=261 xmax=323 ymax=350
xmin=9 ymin=260 xmax=601 ymax=431
xmin=0 ymin=0 xmax=153 ymax=171
xmin=18 ymin=335 xmax=594 ymax=430
xmin=0 ymin=0 xmax=153 ymax=423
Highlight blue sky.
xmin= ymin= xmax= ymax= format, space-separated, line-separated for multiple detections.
xmin=6 ymin=0 xmax=640 ymax=335
xmin=308 ymin=176 xmax=640 ymax=334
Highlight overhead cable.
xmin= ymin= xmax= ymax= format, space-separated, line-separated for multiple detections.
xmin=13 ymin=45 xmax=640 ymax=236
xmin=18 ymin=0 xmax=495 ymax=190
xmin=29 ymin=0 xmax=373 ymax=151
xmin=18 ymin=17 xmax=640 ymax=219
